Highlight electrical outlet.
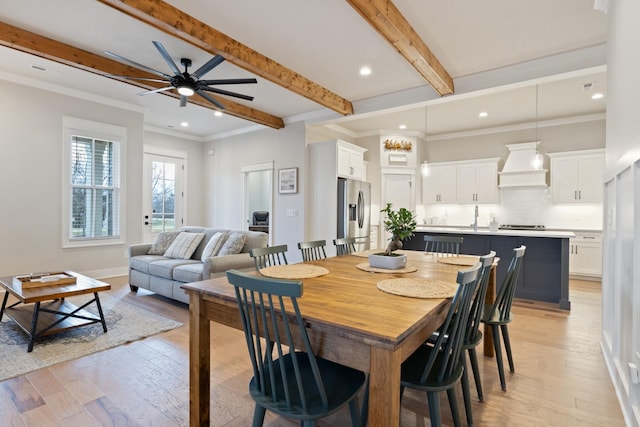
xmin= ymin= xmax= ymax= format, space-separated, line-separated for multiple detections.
xmin=124 ymin=249 xmax=129 ymax=259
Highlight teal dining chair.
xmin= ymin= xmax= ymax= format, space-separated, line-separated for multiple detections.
xmin=481 ymin=245 xmax=526 ymax=391
xmin=400 ymin=261 xmax=482 ymax=427
xmin=425 ymin=251 xmax=496 ymax=426
xmin=249 ymin=244 xmax=288 ymax=270
xmin=333 ymin=237 xmax=356 ymax=255
xmin=298 ymin=240 xmax=327 ymax=261
xmin=423 ymin=235 xmax=463 ymax=255
xmin=226 ymin=269 xmax=367 ymax=427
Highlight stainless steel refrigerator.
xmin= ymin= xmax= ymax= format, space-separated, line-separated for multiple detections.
xmin=337 ymin=177 xmax=371 ymax=251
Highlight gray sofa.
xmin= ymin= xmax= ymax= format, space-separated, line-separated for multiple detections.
xmin=128 ymin=226 xmax=267 ymax=304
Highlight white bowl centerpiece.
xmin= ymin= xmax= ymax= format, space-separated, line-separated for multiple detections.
xmin=369 ymin=203 xmax=417 ymax=270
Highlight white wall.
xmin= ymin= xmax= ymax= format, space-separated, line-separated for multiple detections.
xmin=205 ymin=121 xmax=306 ymax=262
xmin=601 ymin=0 xmax=640 ymax=425
xmin=0 ymin=81 xmax=144 ymax=278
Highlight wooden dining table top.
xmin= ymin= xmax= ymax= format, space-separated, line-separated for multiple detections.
xmin=183 ymin=250 xmax=474 ymax=353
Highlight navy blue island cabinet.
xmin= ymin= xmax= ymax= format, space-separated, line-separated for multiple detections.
xmin=404 ymin=229 xmax=572 ymax=310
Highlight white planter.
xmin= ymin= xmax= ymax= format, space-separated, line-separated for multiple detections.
xmin=368 ymin=253 xmax=407 ymax=270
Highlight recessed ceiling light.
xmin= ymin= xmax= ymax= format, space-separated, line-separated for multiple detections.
xmin=398 ymin=124 xmax=407 ymax=130
xmin=478 ymin=111 xmax=488 ymax=118
xmin=180 ymin=122 xmax=189 ymax=127
xmin=359 ymin=66 xmax=372 ymax=77
xmin=214 ymin=111 xmax=223 ymax=117
xmin=591 ymin=92 xmax=604 ymax=100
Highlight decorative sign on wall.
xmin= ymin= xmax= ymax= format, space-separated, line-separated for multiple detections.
xmin=379 ymin=135 xmax=418 ymax=168
xmin=383 ymin=139 xmax=413 ymax=152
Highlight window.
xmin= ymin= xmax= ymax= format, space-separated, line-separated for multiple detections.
xmin=62 ymin=117 xmax=126 ymax=247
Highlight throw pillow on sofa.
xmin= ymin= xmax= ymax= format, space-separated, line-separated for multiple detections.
xmin=200 ymin=231 xmax=228 ymax=261
xmin=217 ymin=232 xmax=246 ymax=256
xmin=148 ymin=231 xmax=181 ymax=255
xmin=164 ymin=232 xmax=205 ymax=259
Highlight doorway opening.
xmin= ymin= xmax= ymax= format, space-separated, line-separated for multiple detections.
xmin=242 ymin=161 xmax=274 ymax=244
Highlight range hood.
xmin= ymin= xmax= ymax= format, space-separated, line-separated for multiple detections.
xmin=499 ymin=142 xmax=548 ymax=188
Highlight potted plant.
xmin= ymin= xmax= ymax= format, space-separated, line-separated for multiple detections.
xmin=369 ymin=203 xmax=417 ymax=269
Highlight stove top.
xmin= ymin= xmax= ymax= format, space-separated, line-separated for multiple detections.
xmin=498 ymin=224 xmax=546 ymax=230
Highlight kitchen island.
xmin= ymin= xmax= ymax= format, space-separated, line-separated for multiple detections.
xmin=404 ymin=226 xmax=575 ymax=310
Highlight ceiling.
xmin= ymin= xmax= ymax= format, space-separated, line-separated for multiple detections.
xmin=0 ymin=0 xmax=607 ymax=140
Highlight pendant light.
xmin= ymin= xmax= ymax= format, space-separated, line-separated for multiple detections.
xmin=531 ymin=85 xmax=544 ymax=170
xmin=421 ymin=105 xmax=430 ymax=177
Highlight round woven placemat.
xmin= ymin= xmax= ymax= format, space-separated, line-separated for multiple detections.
xmin=356 ymin=263 xmax=418 ymax=274
xmin=377 ymin=278 xmax=458 ymax=298
xmin=436 ymin=255 xmax=480 ymax=266
xmin=259 ymin=264 xmax=329 ymax=279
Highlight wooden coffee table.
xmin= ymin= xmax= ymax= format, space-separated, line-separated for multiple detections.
xmin=0 ymin=271 xmax=111 ymax=352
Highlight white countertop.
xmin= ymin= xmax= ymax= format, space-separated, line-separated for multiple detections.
xmin=415 ymin=226 xmax=575 ymax=239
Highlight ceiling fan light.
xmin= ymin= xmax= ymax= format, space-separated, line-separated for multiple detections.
xmin=177 ymin=85 xmax=195 ymax=96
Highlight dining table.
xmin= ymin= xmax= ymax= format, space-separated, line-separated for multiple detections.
xmin=181 ymin=249 xmax=496 ymax=427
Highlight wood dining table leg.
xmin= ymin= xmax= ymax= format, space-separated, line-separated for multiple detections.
xmin=483 ymin=267 xmax=497 ymax=357
xmin=189 ymin=296 xmax=211 ymax=427
xmin=368 ymin=346 xmax=402 ymax=427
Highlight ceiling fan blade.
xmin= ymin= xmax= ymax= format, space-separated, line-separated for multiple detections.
xmin=137 ymin=86 xmax=174 ymax=96
xmin=196 ymin=89 xmax=226 ymax=110
xmin=199 ymin=78 xmax=257 ymax=85
xmin=191 ymin=55 xmax=225 ymax=79
xmin=201 ymin=86 xmax=254 ymax=101
xmin=105 ymin=74 xmax=169 ymax=84
xmin=104 ymin=51 xmax=172 ymax=79
xmin=180 ymin=96 xmax=188 ymax=107
xmin=152 ymin=41 xmax=182 ymax=76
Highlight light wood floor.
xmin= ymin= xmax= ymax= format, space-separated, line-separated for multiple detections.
xmin=0 ymin=277 xmax=624 ymax=426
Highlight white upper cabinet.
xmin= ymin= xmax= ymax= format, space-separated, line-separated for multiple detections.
xmin=456 ymin=160 xmax=499 ymax=204
xmin=423 ymin=159 xmax=499 ymax=205
xmin=548 ymin=150 xmax=604 ymax=203
xmin=337 ymin=141 xmax=367 ymax=181
xmin=423 ymin=164 xmax=457 ymax=204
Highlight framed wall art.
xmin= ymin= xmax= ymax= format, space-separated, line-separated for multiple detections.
xmin=278 ymin=167 xmax=298 ymax=194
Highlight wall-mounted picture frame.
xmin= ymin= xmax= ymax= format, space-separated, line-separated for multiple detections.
xmin=278 ymin=167 xmax=298 ymax=194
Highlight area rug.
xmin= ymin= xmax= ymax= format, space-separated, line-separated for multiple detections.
xmin=0 ymin=293 xmax=183 ymax=381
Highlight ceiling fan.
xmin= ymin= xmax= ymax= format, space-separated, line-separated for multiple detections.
xmin=105 ymin=41 xmax=257 ymax=109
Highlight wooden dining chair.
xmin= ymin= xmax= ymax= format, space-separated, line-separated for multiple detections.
xmin=481 ymin=245 xmax=526 ymax=391
xmin=333 ymin=237 xmax=356 ymax=256
xmin=298 ymin=240 xmax=327 ymax=262
xmin=249 ymin=244 xmax=288 ymax=270
xmin=400 ymin=261 xmax=482 ymax=427
xmin=226 ymin=269 xmax=367 ymax=427
xmin=423 ymin=235 xmax=463 ymax=256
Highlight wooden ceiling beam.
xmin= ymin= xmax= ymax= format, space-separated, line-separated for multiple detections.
xmin=0 ymin=21 xmax=285 ymax=129
xmin=96 ymin=0 xmax=354 ymax=116
xmin=346 ymin=0 xmax=454 ymax=96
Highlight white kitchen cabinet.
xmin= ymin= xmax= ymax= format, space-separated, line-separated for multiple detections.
xmin=337 ymin=141 xmax=367 ymax=181
xmin=422 ymin=164 xmax=457 ymax=204
xmin=456 ymin=160 xmax=499 ymax=204
xmin=569 ymin=231 xmax=602 ymax=277
xmin=549 ymin=150 xmax=605 ymax=203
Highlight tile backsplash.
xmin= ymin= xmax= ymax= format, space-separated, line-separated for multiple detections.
xmin=418 ymin=186 xmax=603 ymax=230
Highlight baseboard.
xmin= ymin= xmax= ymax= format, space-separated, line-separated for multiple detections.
xmin=79 ymin=266 xmax=128 ymax=280
xmin=569 ymin=273 xmax=602 ymax=282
